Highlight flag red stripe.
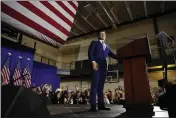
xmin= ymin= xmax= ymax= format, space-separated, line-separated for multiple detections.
xmin=26 ymin=79 xmax=30 ymax=87
xmin=40 ymin=1 xmax=73 ymax=26
xmin=1 ymin=71 xmax=5 ymax=82
xmin=1 ymin=68 xmax=10 ymax=84
xmin=4 ymin=67 xmax=10 ymax=82
xmin=1 ymin=2 xmax=65 ymax=44
xmin=56 ymin=1 xmax=75 ymax=17
xmin=18 ymin=1 xmax=70 ymax=36
xmin=2 ymin=69 xmax=7 ymax=82
xmin=2 ymin=68 xmax=7 ymax=80
xmin=13 ymin=69 xmax=21 ymax=86
xmin=23 ymin=68 xmax=31 ymax=88
xmin=68 ymin=1 xmax=78 ymax=10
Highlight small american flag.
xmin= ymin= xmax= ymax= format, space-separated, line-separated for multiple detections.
xmin=1 ymin=53 xmax=11 ymax=85
xmin=23 ymin=58 xmax=31 ymax=88
xmin=13 ymin=57 xmax=22 ymax=86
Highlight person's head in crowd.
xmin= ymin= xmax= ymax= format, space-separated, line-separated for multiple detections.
xmin=118 ymin=86 xmax=123 ymax=90
xmin=71 ymin=91 xmax=75 ymax=95
xmin=115 ymin=88 xmax=119 ymax=93
xmin=42 ymin=84 xmax=52 ymax=94
xmin=68 ymin=92 xmax=72 ymax=98
xmin=104 ymin=93 xmax=108 ymax=98
xmin=104 ymin=92 xmax=108 ymax=96
xmin=61 ymin=86 xmax=64 ymax=90
xmin=109 ymin=91 xmax=112 ymax=96
xmin=56 ymin=91 xmax=61 ymax=97
xmin=76 ymin=91 xmax=81 ymax=97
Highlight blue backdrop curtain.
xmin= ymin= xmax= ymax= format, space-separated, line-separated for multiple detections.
xmin=1 ymin=39 xmax=34 ymax=83
xmin=32 ymin=61 xmax=60 ymax=91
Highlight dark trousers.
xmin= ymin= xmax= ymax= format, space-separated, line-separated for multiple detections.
xmin=90 ymin=65 xmax=107 ymax=106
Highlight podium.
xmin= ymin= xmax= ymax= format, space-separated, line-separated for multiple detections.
xmin=117 ymin=38 xmax=154 ymax=117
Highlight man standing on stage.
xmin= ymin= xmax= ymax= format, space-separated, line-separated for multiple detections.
xmin=88 ymin=30 xmax=118 ymax=112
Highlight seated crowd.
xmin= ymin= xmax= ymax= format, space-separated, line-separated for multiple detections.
xmin=32 ymin=84 xmax=165 ymax=106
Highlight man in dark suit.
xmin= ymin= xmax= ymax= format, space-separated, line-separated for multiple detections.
xmin=88 ymin=30 xmax=118 ymax=112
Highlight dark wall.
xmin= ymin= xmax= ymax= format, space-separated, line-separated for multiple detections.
xmin=32 ymin=61 xmax=60 ymax=91
xmin=71 ymin=56 xmax=176 ymax=76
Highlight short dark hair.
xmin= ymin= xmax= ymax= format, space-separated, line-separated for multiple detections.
xmin=97 ymin=30 xmax=106 ymax=36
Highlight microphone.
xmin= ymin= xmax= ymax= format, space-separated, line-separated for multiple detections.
xmin=156 ymin=31 xmax=174 ymax=48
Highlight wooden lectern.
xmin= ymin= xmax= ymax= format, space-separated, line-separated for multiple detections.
xmin=117 ymin=38 xmax=154 ymax=117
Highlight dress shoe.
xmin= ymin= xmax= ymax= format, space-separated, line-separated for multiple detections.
xmin=98 ymin=106 xmax=111 ymax=110
xmin=89 ymin=107 xmax=98 ymax=112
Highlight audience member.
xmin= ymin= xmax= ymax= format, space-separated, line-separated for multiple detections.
xmin=34 ymin=85 xmax=160 ymax=105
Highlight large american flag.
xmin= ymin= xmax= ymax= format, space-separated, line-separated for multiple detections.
xmin=1 ymin=1 xmax=79 ymax=46
xmin=13 ymin=57 xmax=22 ymax=86
xmin=23 ymin=59 xmax=31 ymax=88
xmin=1 ymin=53 xmax=11 ymax=85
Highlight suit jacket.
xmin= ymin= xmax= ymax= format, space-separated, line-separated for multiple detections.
xmin=88 ymin=40 xmax=117 ymax=69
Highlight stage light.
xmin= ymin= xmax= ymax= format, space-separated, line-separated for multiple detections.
xmin=148 ymin=66 xmax=162 ymax=69
xmin=168 ymin=64 xmax=176 ymax=68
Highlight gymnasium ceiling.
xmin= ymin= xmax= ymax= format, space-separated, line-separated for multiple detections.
xmin=1 ymin=1 xmax=176 ymax=47
xmin=68 ymin=1 xmax=176 ymax=41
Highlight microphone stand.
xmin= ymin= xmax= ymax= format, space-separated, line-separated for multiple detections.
xmin=159 ymin=35 xmax=176 ymax=89
xmin=9 ymin=74 xmax=30 ymax=87
xmin=160 ymin=41 xmax=168 ymax=84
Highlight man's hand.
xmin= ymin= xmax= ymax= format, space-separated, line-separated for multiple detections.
xmin=92 ymin=61 xmax=99 ymax=71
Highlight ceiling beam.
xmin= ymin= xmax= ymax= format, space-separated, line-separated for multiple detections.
xmin=70 ymin=30 xmax=78 ymax=36
xmin=143 ymin=1 xmax=148 ymax=17
xmin=124 ymin=1 xmax=133 ymax=21
xmin=95 ymin=13 xmax=109 ymax=28
xmin=80 ymin=2 xmax=100 ymax=26
xmin=78 ymin=12 xmax=97 ymax=30
xmin=110 ymin=9 xmax=120 ymax=25
xmin=104 ymin=2 xmax=120 ymax=25
xmin=73 ymin=21 xmax=87 ymax=33
xmin=67 ymin=9 xmax=176 ymax=41
xmin=98 ymin=1 xmax=116 ymax=25
xmin=161 ymin=1 xmax=165 ymax=13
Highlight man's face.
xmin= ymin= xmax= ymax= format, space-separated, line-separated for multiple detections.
xmin=99 ymin=31 xmax=106 ymax=40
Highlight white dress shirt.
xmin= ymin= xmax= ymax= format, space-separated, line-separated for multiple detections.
xmin=99 ymin=40 xmax=106 ymax=50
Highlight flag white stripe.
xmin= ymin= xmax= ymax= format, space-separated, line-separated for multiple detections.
xmin=1 ymin=12 xmax=61 ymax=47
xmin=73 ymin=1 xmax=79 ymax=7
xmin=30 ymin=1 xmax=71 ymax=31
xmin=62 ymin=1 xmax=77 ymax=14
xmin=3 ymin=2 xmax=67 ymax=40
xmin=7 ymin=68 xmax=10 ymax=75
xmin=48 ymin=1 xmax=74 ymax=22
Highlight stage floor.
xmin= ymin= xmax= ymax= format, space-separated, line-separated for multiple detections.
xmin=47 ymin=104 xmax=168 ymax=118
